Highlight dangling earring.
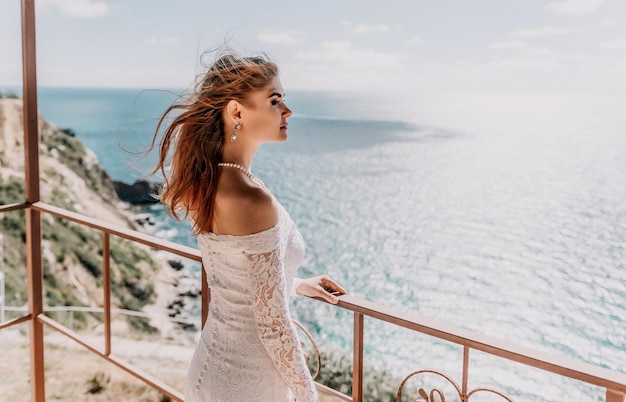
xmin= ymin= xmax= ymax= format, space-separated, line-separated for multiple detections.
xmin=230 ymin=122 xmax=241 ymax=142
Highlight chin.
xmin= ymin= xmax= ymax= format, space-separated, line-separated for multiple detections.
xmin=276 ymin=130 xmax=288 ymax=142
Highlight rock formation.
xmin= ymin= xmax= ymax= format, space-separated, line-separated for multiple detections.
xmin=0 ymin=98 xmax=192 ymax=337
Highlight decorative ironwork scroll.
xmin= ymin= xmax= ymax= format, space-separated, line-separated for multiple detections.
xmin=293 ymin=319 xmax=322 ymax=380
xmin=397 ymin=369 xmax=514 ymax=402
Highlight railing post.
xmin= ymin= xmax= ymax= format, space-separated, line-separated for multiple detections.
xmin=353 ymin=312 xmax=364 ymax=402
xmin=0 ymin=270 xmax=5 ymax=324
xmin=103 ymin=233 xmax=111 ymax=356
xmin=22 ymin=0 xmax=45 ymax=401
xmin=26 ymin=209 xmax=44 ymax=402
xmin=462 ymin=346 xmax=469 ymax=401
xmin=0 ymin=235 xmax=4 ymax=324
xmin=607 ymin=389 xmax=626 ymax=402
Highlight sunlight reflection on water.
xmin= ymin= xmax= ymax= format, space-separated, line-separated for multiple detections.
xmin=35 ymin=88 xmax=626 ymax=401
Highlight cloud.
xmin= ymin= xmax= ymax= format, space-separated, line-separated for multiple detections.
xmin=600 ymin=38 xmax=626 ymax=50
xmin=257 ymin=30 xmax=303 ymax=46
xmin=145 ymin=37 xmax=178 ymax=45
xmin=295 ymin=41 xmax=400 ymax=66
xmin=489 ymin=40 xmax=530 ymax=50
xmin=599 ymin=19 xmax=614 ymax=28
xmin=487 ymin=39 xmax=592 ymax=75
xmin=38 ymin=0 xmax=110 ymax=18
xmin=343 ymin=20 xmax=390 ymax=35
xmin=406 ymin=37 xmax=423 ymax=45
xmin=490 ymin=41 xmax=564 ymax=56
xmin=546 ymin=0 xmax=603 ymax=16
xmin=484 ymin=55 xmax=563 ymax=73
xmin=318 ymin=41 xmax=352 ymax=50
xmin=285 ymin=38 xmax=600 ymax=92
xmin=285 ymin=41 xmax=410 ymax=90
xmin=510 ymin=26 xmax=582 ymax=38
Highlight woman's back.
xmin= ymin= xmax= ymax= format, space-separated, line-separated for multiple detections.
xmin=185 ymin=197 xmax=317 ymax=402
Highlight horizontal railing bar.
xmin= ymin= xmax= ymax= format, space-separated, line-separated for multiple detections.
xmin=37 ymin=313 xmax=107 ymax=361
xmin=0 ymin=314 xmax=31 ymax=330
xmin=315 ymin=382 xmax=352 ymax=401
xmin=107 ymin=354 xmax=184 ymax=402
xmin=32 ymin=201 xmax=201 ymax=261
xmin=3 ymin=305 xmax=197 ymax=326
xmin=38 ymin=314 xmax=183 ymax=401
xmin=0 ymin=202 xmax=28 ymax=213
xmin=334 ymin=294 xmax=626 ymax=392
xmin=29 ymin=306 xmax=348 ymax=402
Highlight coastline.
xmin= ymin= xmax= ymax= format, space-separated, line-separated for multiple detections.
xmin=3 ymin=87 xmax=626 ymax=400
xmin=0 ymin=97 xmax=199 ymax=341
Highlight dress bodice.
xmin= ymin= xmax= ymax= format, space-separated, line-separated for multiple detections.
xmin=197 ymin=202 xmax=305 ymax=302
xmin=186 ymin=200 xmax=318 ymax=402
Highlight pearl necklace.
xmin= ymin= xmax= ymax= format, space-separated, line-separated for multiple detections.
xmin=218 ymin=162 xmax=269 ymax=191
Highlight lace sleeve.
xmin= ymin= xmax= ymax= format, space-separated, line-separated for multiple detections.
xmin=291 ymin=277 xmax=303 ymax=297
xmin=245 ymin=248 xmax=319 ymax=402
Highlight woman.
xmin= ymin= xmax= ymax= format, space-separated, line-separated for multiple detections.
xmin=150 ymin=51 xmax=347 ymax=401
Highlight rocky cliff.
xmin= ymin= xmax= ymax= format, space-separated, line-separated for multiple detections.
xmin=0 ymin=98 xmax=188 ymax=335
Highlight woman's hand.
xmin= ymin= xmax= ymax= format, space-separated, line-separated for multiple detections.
xmin=296 ymin=275 xmax=347 ymax=304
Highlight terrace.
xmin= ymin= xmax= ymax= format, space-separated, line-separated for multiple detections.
xmin=1 ymin=1 xmax=625 ymax=401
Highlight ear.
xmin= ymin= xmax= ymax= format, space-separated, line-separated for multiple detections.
xmin=224 ymin=99 xmax=242 ymax=126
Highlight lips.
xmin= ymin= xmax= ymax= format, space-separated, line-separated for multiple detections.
xmin=280 ymin=123 xmax=288 ymax=129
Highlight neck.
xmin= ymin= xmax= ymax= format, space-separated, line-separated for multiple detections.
xmin=221 ymin=142 xmax=259 ymax=170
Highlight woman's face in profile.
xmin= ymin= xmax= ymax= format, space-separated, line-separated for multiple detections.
xmin=241 ymin=76 xmax=292 ymax=144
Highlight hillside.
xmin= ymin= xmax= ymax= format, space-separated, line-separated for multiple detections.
xmin=0 ymin=98 xmax=190 ymax=336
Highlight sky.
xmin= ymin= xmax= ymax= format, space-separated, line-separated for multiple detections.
xmin=1 ymin=0 xmax=625 ymax=93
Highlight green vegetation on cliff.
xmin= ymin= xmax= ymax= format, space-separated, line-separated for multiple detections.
xmin=41 ymin=124 xmax=117 ymax=200
xmin=0 ymin=90 xmax=19 ymax=99
xmin=1 ymin=174 xmax=158 ymax=331
xmin=304 ymin=348 xmax=421 ymax=402
xmin=0 ymin=103 xmax=162 ymax=332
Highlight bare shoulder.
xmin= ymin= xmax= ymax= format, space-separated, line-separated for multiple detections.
xmin=213 ymin=176 xmax=278 ymax=236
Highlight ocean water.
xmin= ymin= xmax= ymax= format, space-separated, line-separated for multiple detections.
xmin=27 ymin=87 xmax=626 ymax=401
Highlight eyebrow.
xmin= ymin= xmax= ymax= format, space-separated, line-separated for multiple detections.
xmin=268 ymin=91 xmax=285 ymax=98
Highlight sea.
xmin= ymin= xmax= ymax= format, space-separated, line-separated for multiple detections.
xmin=13 ymin=86 xmax=626 ymax=401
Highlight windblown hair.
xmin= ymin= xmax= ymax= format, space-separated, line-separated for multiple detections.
xmin=149 ymin=51 xmax=278 ymax=234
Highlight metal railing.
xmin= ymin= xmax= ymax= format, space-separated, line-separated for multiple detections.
xmin=2 ymin=202 xmax=626 ymax=401
xmin=3 ymin=0 xmax=626 ymax=401
xmin=0 ymin=201 xmax=204 ymax=401
xmin=1 ymin=231 xmax=5 ymax=323
xmin=0 ymin=271 xmax=5 ymax=324
xmin=1 ymin=305 xmax=197 ymax=333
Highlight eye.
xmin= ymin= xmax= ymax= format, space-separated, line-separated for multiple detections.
xmin=271 ymin=99 xmax=280 ymax=106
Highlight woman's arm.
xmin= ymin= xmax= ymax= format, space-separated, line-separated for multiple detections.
xmin=246 ymin=247 xmax=319 ymax=402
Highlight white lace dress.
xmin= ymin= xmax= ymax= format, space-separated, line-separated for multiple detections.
xmin=184 ymin=201 xmax=319 ymax=402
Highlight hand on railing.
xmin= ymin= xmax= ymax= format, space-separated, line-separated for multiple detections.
xmin=294 ymin=275 xmax=347 ymax=305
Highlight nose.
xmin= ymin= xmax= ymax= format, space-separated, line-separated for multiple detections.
xmin=282 ymin=102 xmax=292 ymax=118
